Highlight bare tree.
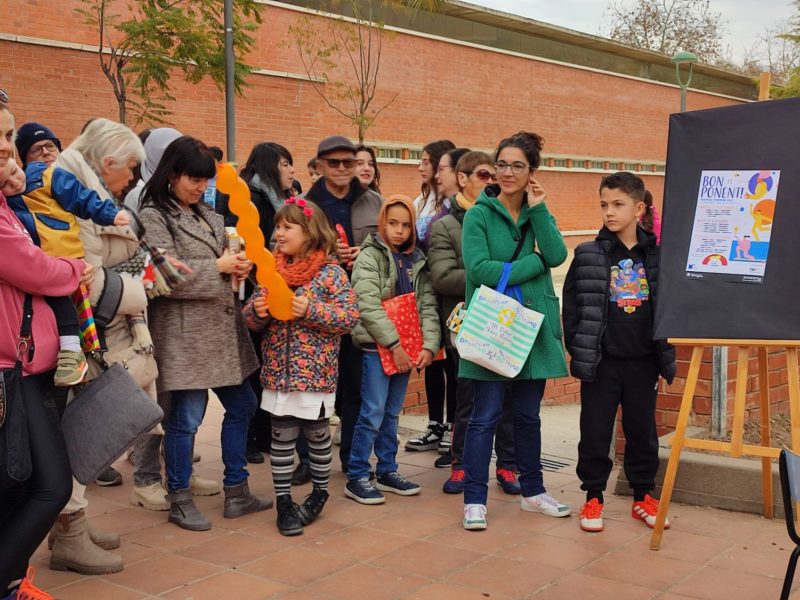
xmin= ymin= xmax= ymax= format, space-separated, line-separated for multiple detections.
xmin=287 ymin=0 xmax=444 ymax=143
xmin=605 ymin=0 xmax=725 ymax=63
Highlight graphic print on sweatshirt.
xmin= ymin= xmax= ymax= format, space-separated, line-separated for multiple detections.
xmin=609 ymin=258 xmax=650 ymax=314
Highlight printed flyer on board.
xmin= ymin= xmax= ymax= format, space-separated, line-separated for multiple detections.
xmin=685 ymin=169 xmax=780 ymax=284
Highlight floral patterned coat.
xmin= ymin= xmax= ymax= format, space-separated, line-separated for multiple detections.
xmin=243 ymin=262 xmax=360 ymax=393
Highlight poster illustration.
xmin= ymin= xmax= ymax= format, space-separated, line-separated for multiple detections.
xmin=685 ymin=169 xmax=780 ymax=284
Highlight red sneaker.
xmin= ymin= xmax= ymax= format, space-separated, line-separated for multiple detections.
xmin=579 ymin=498 xmax=604 ymax=532
xmin=632 ymin=494 xmax=669 ymax=529
xmin=443 ymin=467 xmax=466 ymax=494
xmin=17 ymin=567 xmax=54 ymax=600
xmin=495 ymin=468 xmax=521 ymax=495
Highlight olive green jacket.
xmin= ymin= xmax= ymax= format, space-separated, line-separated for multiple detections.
xmin=460 ymin=187 xmax=568 ymax=381
xmin=428 ymin=200 xmax=467 ymax=347
xmin=351 ymin=234 xmax=441 ymax=354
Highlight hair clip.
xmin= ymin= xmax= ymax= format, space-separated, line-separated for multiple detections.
xmin=285 ymin=196 xmax=314 ymax=218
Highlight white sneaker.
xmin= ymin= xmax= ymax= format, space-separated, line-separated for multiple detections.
xmin=463 ymin=503 xmax=487 ymax=530
xmin=521 ymin=492 xmax=571 ymax=518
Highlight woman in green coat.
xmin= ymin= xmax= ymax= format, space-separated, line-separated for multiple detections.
xmin=460 ymin=132 xmax=571 ymax=530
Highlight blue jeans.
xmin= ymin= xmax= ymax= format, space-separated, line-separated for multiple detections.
xmin=165 ymin=382 xmax=257 ymax=491
xmin=347 ymin=352 xmax=410 ymax=481
xmin=463 ymin=379 xmax=546 ymax=505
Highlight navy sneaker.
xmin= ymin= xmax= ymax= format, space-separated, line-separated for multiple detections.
xmin=376 ymin=472 xmax=421 ymax=496
xmin=345 ymin=478 xmax=385 ymax=505
xmin=496 ymin=468 xmax=521 ymax=495
xmin=442 ymin=467 xmax=466 ymax=494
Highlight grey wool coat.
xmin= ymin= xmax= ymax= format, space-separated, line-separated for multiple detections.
xmin=139 ymin=202 xmax=259 ymax=393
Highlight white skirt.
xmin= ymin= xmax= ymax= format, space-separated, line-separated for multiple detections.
xmin=261 ymin=389 xmax=335 ymax=421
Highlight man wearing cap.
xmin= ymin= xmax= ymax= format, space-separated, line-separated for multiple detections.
xmin=302 ymin=135 xmax=383 ymax=472
xmin=16 ymin=122 xmax=62 ymax=167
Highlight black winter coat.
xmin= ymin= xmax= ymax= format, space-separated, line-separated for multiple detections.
xmin=562 ymin=226 xmax=676 ymax=383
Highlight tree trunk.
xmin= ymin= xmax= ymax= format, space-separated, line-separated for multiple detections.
xmin=118 ymin=98 xmax=126 ymax=125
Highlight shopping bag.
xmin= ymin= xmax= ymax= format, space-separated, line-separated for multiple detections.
xmin=377 ymin=292 xmax=424 ymax=376
xmin=455 ymin=264 xmax=544 ymax=378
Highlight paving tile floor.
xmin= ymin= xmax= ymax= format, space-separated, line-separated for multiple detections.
xmin=29 ymin=401 xmax=800 ymax=599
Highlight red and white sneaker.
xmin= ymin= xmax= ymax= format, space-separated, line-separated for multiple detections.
xmin=579 ymin=498 xmax=604 ymax=532
xmin=632 ymin=494 xmax=669 ymax=529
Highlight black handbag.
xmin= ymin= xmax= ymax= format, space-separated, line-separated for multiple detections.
xmin=62 ymin=359 xmax=164 ymax=485
xmin=0 ymin=295 xmax=34 ymax=488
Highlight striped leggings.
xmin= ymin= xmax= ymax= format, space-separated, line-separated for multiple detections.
xmin=270 ymin=416 xmax=331 ymax=496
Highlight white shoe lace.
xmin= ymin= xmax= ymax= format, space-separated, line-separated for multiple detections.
xmin=465 ymin=503 xmax=486 ymax=521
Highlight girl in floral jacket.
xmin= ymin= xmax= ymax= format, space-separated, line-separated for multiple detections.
xmin=243 ymin=198 xmax=359 ymax=536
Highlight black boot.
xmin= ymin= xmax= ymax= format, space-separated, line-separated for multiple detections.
xmin=223 ymin=481 xmax=273 ymax=519
xmin=276 ymin=495 xmax=304 ymax=536
xmin=298 ymin=488 xmax=329 ymax=526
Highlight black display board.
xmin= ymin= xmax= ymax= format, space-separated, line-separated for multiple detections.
xmin=654 ymin=98 xmax=800 ymax=340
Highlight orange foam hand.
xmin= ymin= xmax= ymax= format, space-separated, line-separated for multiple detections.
xmin=216 ymin=163 xmax=294 ymax=321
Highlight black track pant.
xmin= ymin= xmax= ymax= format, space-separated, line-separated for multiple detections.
xmin=576 ymin=356 xmax=660 ymax=496
xmin=0 ymin=372 xmax=72 ymax=588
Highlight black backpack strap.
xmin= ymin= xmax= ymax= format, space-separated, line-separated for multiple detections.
xmin=510 ymin=223 xmax=530 ymax=262
xmin=16 ymin=294 xmax=34 ymax=365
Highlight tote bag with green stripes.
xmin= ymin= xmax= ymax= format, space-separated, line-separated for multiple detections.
xmin=455 ymin=263 xmax=544 ymax=378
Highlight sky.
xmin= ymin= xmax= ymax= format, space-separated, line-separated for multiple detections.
xmin=466 ymin=0 xmax=796 ymax=63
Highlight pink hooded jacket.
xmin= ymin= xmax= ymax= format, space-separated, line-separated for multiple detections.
xmin=0 ymin=192 xmax=83 ymax=375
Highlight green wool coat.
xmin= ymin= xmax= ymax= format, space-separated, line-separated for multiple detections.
xmin=460 ymin=189 xmax=569 ymax=381
xmin=351 ymin=233 xmax=441 ymax=354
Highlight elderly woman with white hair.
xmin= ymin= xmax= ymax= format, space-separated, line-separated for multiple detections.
xmin=43 ymin=118 xmax=163 ymax=576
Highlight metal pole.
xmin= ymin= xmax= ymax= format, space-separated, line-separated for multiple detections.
xmin=224 ymin=0 xmax=236 ymax=162
xmin=680 ymin=88 xmax=687 ymax=113
xmin=712 ymin=347 xmax=728 ymax=437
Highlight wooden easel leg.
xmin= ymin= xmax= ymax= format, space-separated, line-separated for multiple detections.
xmin=788 ymin=348 xmax=800 ymax=453
xmin=758 ymin=347 xmax=772 ymax=519
xmin=730 ymin=347 xmax=750 ymax=457
xmin=650 ymin=345 xmax=704 ymax=550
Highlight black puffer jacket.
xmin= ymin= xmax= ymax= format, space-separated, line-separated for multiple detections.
xmin=562 ymin=226 xmax=676 ymax=383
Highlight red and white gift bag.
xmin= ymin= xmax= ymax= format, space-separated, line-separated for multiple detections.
xmin=377 ymin=292 xmax=424 ymax=376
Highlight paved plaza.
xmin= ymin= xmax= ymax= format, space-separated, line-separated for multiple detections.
xmin=29 ymin=402 xmax=799 ymax=599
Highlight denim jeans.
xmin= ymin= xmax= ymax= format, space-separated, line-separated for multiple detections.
xmin=347 ymin=352 xmax=410 ymax=481
xmin=165 ymin=382 xmax=257 ymax=491
xmin=463 ymin=379 xmax=546 ymax=505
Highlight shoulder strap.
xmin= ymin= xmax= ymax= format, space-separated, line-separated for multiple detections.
xmin=16 ymin=294 xmax=34 ymax=366
xmin=510 ymin=223 xmax=530 ymax=262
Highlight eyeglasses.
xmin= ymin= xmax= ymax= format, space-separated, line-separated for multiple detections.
xmin=0 ymin=89 xmax=8 ymax=105
xmin=322 ymin=158 xmax=356 ymax=169
xmin=28 ymin=141 xmax=58 ymax=159
xmin=464 ymin=169 xmax=496 ymax=182
xmin=495 ymin=161 xmax=531 ymax=175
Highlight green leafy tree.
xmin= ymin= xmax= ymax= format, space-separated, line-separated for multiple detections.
xmin=773 ymin=1 xmax=800 ymax=97
xmin=605 ymin=0 xmax=725 ymax=63
xmin=79 ymin=0 xmax=263 ymax=125
xmin=287 ymin=0 xmax=445 ymax=143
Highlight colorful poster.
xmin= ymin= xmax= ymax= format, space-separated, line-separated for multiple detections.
xmin=685 ymin=170 xmax=780 ymax=284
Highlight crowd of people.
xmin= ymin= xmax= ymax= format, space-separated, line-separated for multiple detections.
xmin=0 ymin=92 xmax=670 ymax=599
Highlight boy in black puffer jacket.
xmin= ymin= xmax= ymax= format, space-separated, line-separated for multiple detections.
xmin=562 ymin=171 xmax=675 ymax=534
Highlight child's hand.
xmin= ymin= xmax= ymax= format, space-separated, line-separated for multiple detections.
xmin=114 ymin=210 xmax=131 ymax=226
xmin=253 ymin=291 xmax=269 ymax=318
xmin=79 ymin=261 xmax=96 ymax=287
xmin=414 ymin=349 xmax=435 ymax=370
xmin=392 ymin=346 xmax=412 ymax=373
xmin=527 ymin=178 xmax=548 ymax=207
xmin=292 ymin=295 xmax=310 ymax=318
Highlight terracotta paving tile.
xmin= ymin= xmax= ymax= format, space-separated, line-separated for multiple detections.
xmin=657 ymin=505 xmax=767 ymax=540
xmin=122 ymin=522 xmax=226 ymax=552
xmin=86 ymin=506 xmax=167 ymax=536
xmin=362 ymin=508 xmax=457 ymax=539
xmin=27 ymin=556 xmax=86 ymax=590
xmin=317 ymin=495 xmax=407 ymax=526
xmin=497 ymin=533 xmax=605 ymax=571
xmin=176 ymin=531 xmax=287 ymax=567
xmin=668 ymin=564 xmax=784 ymax=599
xmin=581 ymin=546 xmax=701 ymax=591
xmin=102 ymin=554 xmax=222 ymax=595
xmin=240 ymin=545 xmax=352 ymax=586
xmin=274 ymin=591 xmax=332 ymax=600
xmin=241 ymin=514 xmax=350 ymax=544
xmin=446 ymin=555 xmax=566 ymax=598
xmin=305 ymin=525 xmax=415 ymax=561
xmin=544 ymin=512 xmax=650 ymax=549
xmin=306 ymin=563 xmax=429 ymax=600
xmin=162 ymin=570 xmax=289 ymax=599
xmin=644 ymin=529 xmax=734 ymax=564
xmin=531 ymin=572 xmax=659 ymax=599
xmin=709 ymin=541 xmax=794 ymax=579
xmin=399 ymin=582 xmax=500 ymax=600
xmin=408 ymin=491 xmax=465 ymax=516
xmin=48 ymin=578 xmax=148 ymax=599
xmin=425 ymin=523 xmax=520 ymax=555
xmin=370 ymin=540 xmax=485 ymax=579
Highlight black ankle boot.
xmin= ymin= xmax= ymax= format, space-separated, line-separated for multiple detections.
xmin=276 ymin=495 xmax=304 ymax=536
xmin=298 ymin=488 xmax=329 ymax=526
